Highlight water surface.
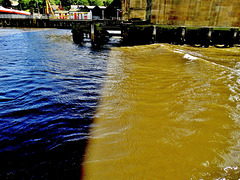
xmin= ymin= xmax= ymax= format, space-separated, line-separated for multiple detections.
xmin=83 ymin=44 xmax=240 ymax=179
xmin=0 ymin=27 xmax=109 ymax=179
xmin=1 ymin=27 xmax=240 ymax=179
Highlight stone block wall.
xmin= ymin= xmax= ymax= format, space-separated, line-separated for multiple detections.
xmin=122 ymin=0 xmax=240 ymax=27
xmin=121 ymin=0 xmax=147 ymax=20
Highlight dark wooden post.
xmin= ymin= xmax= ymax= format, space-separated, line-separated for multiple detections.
xmin=91 ymin=23 xmax=95 ymax=46
xmin=153 ymin=25 xmax=157 ymax=43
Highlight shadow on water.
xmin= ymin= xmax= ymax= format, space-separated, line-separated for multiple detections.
xmin=0 ymin=28 xmax=109 ymax=180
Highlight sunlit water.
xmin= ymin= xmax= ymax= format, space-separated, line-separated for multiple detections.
xmin=1 ymin=27 xmax=240 ymax=180
xmin=0 ymin=28 xmax=109 ymax=179
xmin=83 ymin=44 xmax=240 ymax=179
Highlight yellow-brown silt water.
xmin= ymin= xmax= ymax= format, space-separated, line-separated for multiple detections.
xmin=82 ymin=44 xmax=240 ymax=179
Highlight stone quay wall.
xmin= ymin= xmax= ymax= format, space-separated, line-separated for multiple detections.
xmin=122 ymin=0 xmax=240 ymax=27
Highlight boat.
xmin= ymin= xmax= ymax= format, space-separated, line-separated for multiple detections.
xmin=0 ymin=6 xmax=31 ymax=16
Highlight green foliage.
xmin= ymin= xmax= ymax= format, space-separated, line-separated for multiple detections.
xmin=103 ymin=0 xmax=112 ymax=6
xmin=1 ymin=0 xmax=12 ymax=7
xmin=16 ymin=0 xmax=62 ymax=11
xmin=1 ymin=0 xmax=113 ymax=11
xmin=62 ymin=0 xmax=88 ymax=8
xmin=62 ymin=0 xmax=108 ymax=8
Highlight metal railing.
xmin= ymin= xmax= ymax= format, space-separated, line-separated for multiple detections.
xmin=0 ymin=14 xmax=32 ymax=19
xmin=0 ymin=14 xmax=49 ymax=19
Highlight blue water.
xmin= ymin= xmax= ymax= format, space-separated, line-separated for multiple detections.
xmin=0 ymin=28 xmax=109 ymax=179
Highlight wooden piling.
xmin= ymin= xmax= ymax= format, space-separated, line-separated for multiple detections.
xmin=72 ymin=23 xmax=240 ymax=47
xmin=153 ymin=25 xmax=157 ymax=43
xmin=91 ymin=24 xmax=95 ymax=46
xmin=70 ymin=21 xmax=240 ymax=47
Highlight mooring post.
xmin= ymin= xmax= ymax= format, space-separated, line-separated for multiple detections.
xmin=153 ymin=25 xmax=157 ymax=43
xmin=206 ymin=28 xmax=212 ymax=47
xmin=91 ymin=23 xmax=95 ymax=46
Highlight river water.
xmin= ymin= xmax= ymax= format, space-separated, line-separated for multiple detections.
xmin=0 ymin=28 xmax=109 ymax=179
xmin=1 ymin=28 xmax=240 ymax=179
xmin=82 ymin=45 xmax=240 ymax=179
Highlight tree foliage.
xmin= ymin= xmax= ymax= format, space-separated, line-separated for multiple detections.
xmin=61 ymin=0 xmax=110 ymax=9
xmin=1 ymin=0 xmax=12 ymax=8
xmin=1 ymin=0 xmax=112 ymax=11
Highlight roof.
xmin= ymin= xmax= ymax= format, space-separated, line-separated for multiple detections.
xmin=87 ymin=6 xmax=95 ymax=10
xmin=69 ymin=5 xmax=107 ymax=12
xmin=55 ymin=11 xmax=69 ymax=14
xmin=98 ymin=6 xmax=107 ymax=9
xmin=69 ymin=9 xmax=81 ymax=12
xmin=70 ymin=5 xmax=84 ymax=9
xmin=0 ymin=6 xmax=31 ymax=15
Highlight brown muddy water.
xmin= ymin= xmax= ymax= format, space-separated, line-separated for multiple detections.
xmin=82 ymin=44 xmax=240 ymax=179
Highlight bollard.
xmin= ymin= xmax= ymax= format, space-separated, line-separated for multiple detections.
xmin=91 ymin=24 xmax=95 ymax=46
xmin=153 ymin=25 xmax=157 ymax=43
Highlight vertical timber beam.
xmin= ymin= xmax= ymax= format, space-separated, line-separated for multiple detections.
xmin=91 ymin=23 xmax=95 ymax=46
xmin=153 ymin=25 xmax=157 ymax=43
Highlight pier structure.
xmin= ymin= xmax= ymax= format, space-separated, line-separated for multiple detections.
xmin=72 ymin=20 xmax=123 ymax=46
xmin=0 ymin=15 xmax=112 ymax=28
xmin=71 ymin=0 xmax=240 ymax=47
xmin=73 ymin=0 xmax=240 ymax=47
xmin=72 ymin=22 xmax=240 ymax=47
xmin=2 ymin=0 xmax=240 ymax=47
xmin=1 ymin=14 xmax=239 ymax=48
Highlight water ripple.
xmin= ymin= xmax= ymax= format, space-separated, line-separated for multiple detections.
xmin=0 ymin=28 xmax=108 ymax=179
